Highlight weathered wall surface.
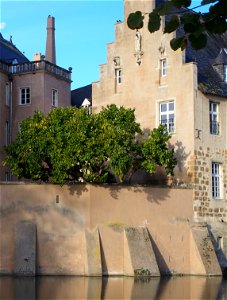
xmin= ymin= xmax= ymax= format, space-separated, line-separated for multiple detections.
xmin=0 ymin=183 xmax=222 ymax=276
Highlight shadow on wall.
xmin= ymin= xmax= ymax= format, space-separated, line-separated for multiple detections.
xmin=207 ymin=224 xmax=227 ymax=277
xmin=174 ymin=140 xmax=191 ymax=183
xmin=148 ymin=231 xmax=171 ymax=275
xmin=104 ymin=184 xmax=172 ymax=204
xmin=67 ymin=183 xmax=88 ymax=196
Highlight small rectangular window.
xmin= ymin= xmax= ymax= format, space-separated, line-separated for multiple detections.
xmin=212 ymin=162 xmax=222 ymax=199
xmin=52 ymin=89 xmax=58 ymax=107
xmin=6 ymin=83 xmax=9 ymax=106
xmin=210 ymin=101 xmax=219 ymax=135
xmin=161 ymin=58 xmax=167 ymax=77
xmin=20 ymin=87 xmax=30 ymax=105
xmin=115 ymin=69 xmax=122 ymax=84
xmin=160 ymin=101 xmax=175 ymax=133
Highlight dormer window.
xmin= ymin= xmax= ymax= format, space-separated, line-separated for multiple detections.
xmin=213 ymin=48 xmax=227 ymax=83
xmin=224 ymin=65 xmax=227 ymax=82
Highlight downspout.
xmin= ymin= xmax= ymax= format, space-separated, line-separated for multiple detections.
xmin=8 ymin=73 xmax=13 ymax=144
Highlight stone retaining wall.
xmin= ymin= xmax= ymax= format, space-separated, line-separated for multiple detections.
xmin=0 ymin=183 xmax=222 ymax=276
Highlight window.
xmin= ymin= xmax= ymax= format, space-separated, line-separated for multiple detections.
xmin=210 ymin=101 xmax=219 ymax=135
xmin=212 ymin=162 xmax=222 ymax=199
xmin=52 ymin=89 xmax=58 ymax=107
xmin=11 ymin=59 xmax=18 ymax=73
xmin=20 ymin=87 xmax=30 ymax=105
xmin=115 ymin=69 xmax=122 ymax=84
xmin=224 ymin=65 xmax=227 ymax=82
xmin=161 ymin=58 xmax=167 ymax=77
xmin=6 ymin=83 xmax=9 ymax=106
xmin=217 ymin=236 xmax=223 ymax=250
xmin=160 ymin=101 xmax=175 ymax=133
xmin=5 ymin=172 xmax=10 ymax=182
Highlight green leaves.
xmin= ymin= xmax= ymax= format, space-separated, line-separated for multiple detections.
xmin=172 ymin=0 xmax=191 ymax=8
xmin=148 ymin=12 xmax=161 ymax=33
xmin=3 ymin=105 xmax=141 ymax=184
xmin=127 ymin=11 xmax=144 ymax=30
xmin=170 ymin=36 xmax=187 ymax=50
xmin=164 ymin=16 xmax=180 ymax=33
xmin=4 ymin=106 xmax=178 ymax=184
xmin=188 ymin=33 xmax=207 ymax=49
xmin=141 ymin=125 xmax=177 ymax=176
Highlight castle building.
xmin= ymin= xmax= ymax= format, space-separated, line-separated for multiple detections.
xmin=92 ymin=0 xmax=227 ymax=252
xmin=0 ymin=16 xmax=72 ymax=181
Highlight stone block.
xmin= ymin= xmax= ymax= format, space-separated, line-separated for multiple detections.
xmin=84 ymin=228 xmax=102 ymax=276
xmin=124 ymin=227 xmax=160 ymax=276
xmin=191 ymin=225 xmax=222 ymax=276
xmin=98 ymin=226 xmax=124 ymax=275
xmin=15 ymin=221 xmax=36 ymax=276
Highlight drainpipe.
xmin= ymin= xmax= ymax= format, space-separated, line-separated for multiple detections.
xmin=8 ymin=73 xmax=13 ymax=145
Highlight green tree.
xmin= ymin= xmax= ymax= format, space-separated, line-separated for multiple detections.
xmin=127 ymin=0 xmax=226 ymax=50
xmin=98 ymin=104 xmax=141 ymax=182
xmin=3 ymin=106 xmax=177 ymax=184
xmin=3 ymin=105 xmax=141 ymax=184
xmin=141 ymin=125 xmax=177 ymax=176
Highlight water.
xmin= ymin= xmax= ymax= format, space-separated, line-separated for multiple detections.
xmin=0 ymin=276 xmax=226 ymax=300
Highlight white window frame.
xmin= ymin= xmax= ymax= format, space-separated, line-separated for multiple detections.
xmin=212 ymin=162 xmax=222 ymax=199
xmin=6 ymin=82 xmax=9 ymax=106
xmin=159 ymin=100 xmax=175 ymax=133
xmin=209 ymin=101 xmax=219 ymax=135
xmin=52 ymin=89 xmax=58 ymax=107
xmin=161 ymin=58 xmax=167 ymax=77
xmin=224 ymin=65 xmax=227 ymax=83
xmin=20 ymin=87 xmax=30 ymax=105
xmin=115 ymin=68 xmax=122 ymax=84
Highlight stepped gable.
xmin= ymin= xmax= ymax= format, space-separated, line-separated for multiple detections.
xmin=0 ymin=33 xmax=29 ymax=64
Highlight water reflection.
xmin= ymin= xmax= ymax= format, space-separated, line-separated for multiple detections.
xmin=0 ymin=276 xmax=226 ymax=300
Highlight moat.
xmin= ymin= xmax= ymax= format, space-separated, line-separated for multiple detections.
xmin=0 ymin=276 xmax=226 ymax=299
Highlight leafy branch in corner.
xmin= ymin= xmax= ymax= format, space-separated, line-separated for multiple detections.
xmin=127 ymin=0 xmax=227 ymax=50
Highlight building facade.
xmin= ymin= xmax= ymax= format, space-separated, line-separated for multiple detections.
xmin=92 ymin=0 xmax=227 ymax=258
xmin=0 ymin=16 xmax=72 ymax=181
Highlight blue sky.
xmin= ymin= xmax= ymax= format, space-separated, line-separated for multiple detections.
xmin=0 ymin=1 xmax=123 ymax=89
xmin=0 ymin=1 xmax=210 ymax=90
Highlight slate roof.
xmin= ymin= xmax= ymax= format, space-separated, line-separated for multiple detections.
xmin=0 ymin=33 xmax=29 ymax=64
xmin=185 ymin=33 xmax=227 ymax=97
xmin=71 ymin=84 xmax=92 ymax=107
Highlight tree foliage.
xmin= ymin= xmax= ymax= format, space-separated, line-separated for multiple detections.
xmin=3 ymin=105 xmax=177 ymax=185
xmin=127 ymin=0 xmax=227 ymax=50
xmin=141 ymin=125 xmax=177 ymax=176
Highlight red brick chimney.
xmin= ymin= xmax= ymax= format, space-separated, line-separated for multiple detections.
xmin=45 ymin=15 xmax=56 ymax=64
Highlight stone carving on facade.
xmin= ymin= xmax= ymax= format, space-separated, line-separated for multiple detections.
xmin=158 ymin=44 xmax=166 ymax=56
xmin=134 ymin=30 xmax=143 ymax=65
xmin=113 ymin=56 xmax=120 ymax=68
